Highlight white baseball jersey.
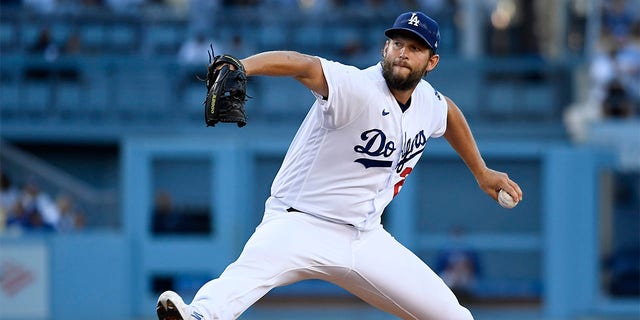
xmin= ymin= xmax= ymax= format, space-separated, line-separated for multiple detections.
xmin=267 ymin=58 xmax=448 ymax=230
xmin=188 ymin=58 xmax=474 ymax=320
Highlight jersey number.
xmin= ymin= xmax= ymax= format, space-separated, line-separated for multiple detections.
xmin=393 ymin=167 xmax=413 ymax=197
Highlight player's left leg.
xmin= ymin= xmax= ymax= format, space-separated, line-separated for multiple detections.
xmin=184 ymin=210 xmax=356 ymax=320
xmin=339 ymin=226 xmax=473 ymax=320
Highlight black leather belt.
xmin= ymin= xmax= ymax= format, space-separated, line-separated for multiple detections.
xmin=286 ymin=207 xmax=355 ymax=227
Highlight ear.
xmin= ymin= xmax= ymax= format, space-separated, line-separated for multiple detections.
xmin=426 ymin=53 xmax=440 ymax=73
xmin=382 ymin=40 xmax=390 ymax=57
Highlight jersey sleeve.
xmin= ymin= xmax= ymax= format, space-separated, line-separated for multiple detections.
xmin=429 ymin=89 xmax=448 ymax=138
xmin=314 ymin=58 xmax=368 ymax=129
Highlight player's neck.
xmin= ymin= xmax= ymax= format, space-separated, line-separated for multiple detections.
xmin=390 ymin=88 xmax=414 ymax=106
xmin=396 ymin=97 xmax=412 ymax=112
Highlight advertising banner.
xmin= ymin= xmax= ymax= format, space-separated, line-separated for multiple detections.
xmin=0 ymin=242 xmax=49 ymax=319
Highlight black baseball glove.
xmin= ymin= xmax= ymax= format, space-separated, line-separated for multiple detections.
xmin=204 ymin=48 xmax=248 ymax=127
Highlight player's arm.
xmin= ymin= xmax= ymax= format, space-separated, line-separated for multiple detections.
xmin=443 ymin=96 xmax=523 ymax=202
xmin=241 ymin=51 xmax=329 ymax=98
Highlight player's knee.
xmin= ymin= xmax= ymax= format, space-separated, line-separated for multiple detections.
xmin=438 ymin=304 xmax=473 ymax=320
xmin=453 ymin=305 xmax=474 ymax=320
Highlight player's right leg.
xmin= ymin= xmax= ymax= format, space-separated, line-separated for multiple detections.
xmin=343 ymin=226 xmax=474 ymax=320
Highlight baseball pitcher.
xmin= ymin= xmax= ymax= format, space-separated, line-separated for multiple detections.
xmin=157 ymin=11 xmax=523 ymax=320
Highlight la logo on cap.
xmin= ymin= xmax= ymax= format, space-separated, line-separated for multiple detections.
xmin=385 ymin=11 xmax=440 ymax=52
xmin=408 ymin=13 xmax=420 ymax=26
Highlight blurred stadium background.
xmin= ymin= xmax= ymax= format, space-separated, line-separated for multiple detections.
xmin=0 ymin=0 xmax=639 ymax=319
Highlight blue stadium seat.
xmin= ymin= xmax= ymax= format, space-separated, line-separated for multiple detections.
xmin=84 ymin=67 xmax=111 ymax=113
xmin=0 ymin=73 xmax=20 ymax=111
xmin=521 ymin=84 xmax=555 ymax=117
xmin=259 ymin=77 xmax=314 ymax=120
xmin=54 ymin=77 xmax=83 ymax=112
xmin=182 ymin=83 xmax=205 ymax=115
xmin=80 ymin=23 xmax=106 ymax=53
xmin=23 ymin=81 xmax=51 ymax=113
xmin=145 ymin=23 xmax=187 ymax=55
xmin=293 ymin=24 xmax=324 ymax=49
xmin=50 ymin=23 xmax=72 ymax=47
xmin=22 ymin=23 xmax=44 ymax=50
xmin=486 ymin=82 xmax=517 ymax=115
xmin=0 ymin=21 xmax=17 ymax=52
xmin=256 ymin=24 xmax=288 ymax=50
xmin=108 ymin=24 xmax=139 ymax=52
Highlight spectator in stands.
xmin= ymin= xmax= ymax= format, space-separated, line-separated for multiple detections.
xmin=616 ymin=21 xmax=640 ymax=110
xmin=339 ymin=36 xmax=380 ymax=68
xmin=599 ymin=0 xmax=640 ymax=111
xmin=24 ymin=210 xmax=56 ymax=232
xmin=178 ymin=31 xmax=216 ymax=66
xmin=74 ymin=210 xmax=87 ymax=229
xmin=259 ymin=0 xmax=302 ymax=10
xmin=105 ymin=0 xmax=146 ymax=13
xmin=24 ymin=26 xmax=72 ymax=97
xmin=564 ymin=17 xmax=639 ymax=141
xmin=601 ymin=0 xmax=636 ymax=42
xmin=5 ymin=195 xmax=55 ymax=233
xmin=19 ymin=177 xmax=60 ymax=228
xmin=589 ymin=39 xmax=636 ymax=119
xmin=151 ymin=190 xmax=182 ymax=235
xmin=411 ymin=0 xmax=447 ymax=14
xmin=28 ymin=26 xmax=60 ymax=62
xmin=0 ymin=171 xmax=20 ymax=232
xmin=297 ymin=0 xmax=334 ymax=13
xmin=23 ymin=0 xmax=56 ymax=13
xmin=228 ymin=34 xmax=255 ymax=60
xmin=592 ymin=41 xmax=620 ymax=105
xmin=62 ymin=31 xmax=83 ymax=56
xmin=55 ymin=194 xmax=85 ymax=232
xmin=177 ymin=31 xmax=219 ymax=95
xmin=222 ymin=0 xmax=259 ymax=7
xmin=340 ymin=37 xmax=366 ymax=58
xmin=187 ymin=0 xmax=221 ymax=36
xmin=436 ymin=226 xmax=481 ymax=303
xmin=602 ymin=79 xmax=634 ymax=118
xmin=6 ymin=200 xmax=31 ymax=232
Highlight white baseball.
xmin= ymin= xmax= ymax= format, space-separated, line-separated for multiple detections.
xmin=498 ymin=189 xmax=518 ymax=209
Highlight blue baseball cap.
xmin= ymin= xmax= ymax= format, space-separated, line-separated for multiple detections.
xmin=385 ymin=12 xmax=440 ymax=52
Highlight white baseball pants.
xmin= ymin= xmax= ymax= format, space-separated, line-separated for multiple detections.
xmin=190 ymin=209 xmax=473 ymax=320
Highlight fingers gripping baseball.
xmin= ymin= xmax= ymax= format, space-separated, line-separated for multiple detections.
xmin=477 ymin=168 xmax=523 ymax=204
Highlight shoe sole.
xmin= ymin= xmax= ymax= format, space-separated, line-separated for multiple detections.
xmin=156 ymin=299 xmax=184 ymax=320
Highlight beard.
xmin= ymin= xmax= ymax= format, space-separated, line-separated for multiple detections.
xmin=381 ymin=57 xmax=427 ymax=91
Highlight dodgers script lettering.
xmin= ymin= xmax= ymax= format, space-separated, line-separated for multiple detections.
xmin=354 ymin=129 xmax=395 ymax=168
xmin=395 ymin=130 xmax=427 ymax=173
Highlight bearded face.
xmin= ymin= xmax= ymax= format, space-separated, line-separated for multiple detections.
xmin=381 ymin=55 xmax=429 ymax=91
xmin=380 ymin=35 xmax=435 ymax=92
